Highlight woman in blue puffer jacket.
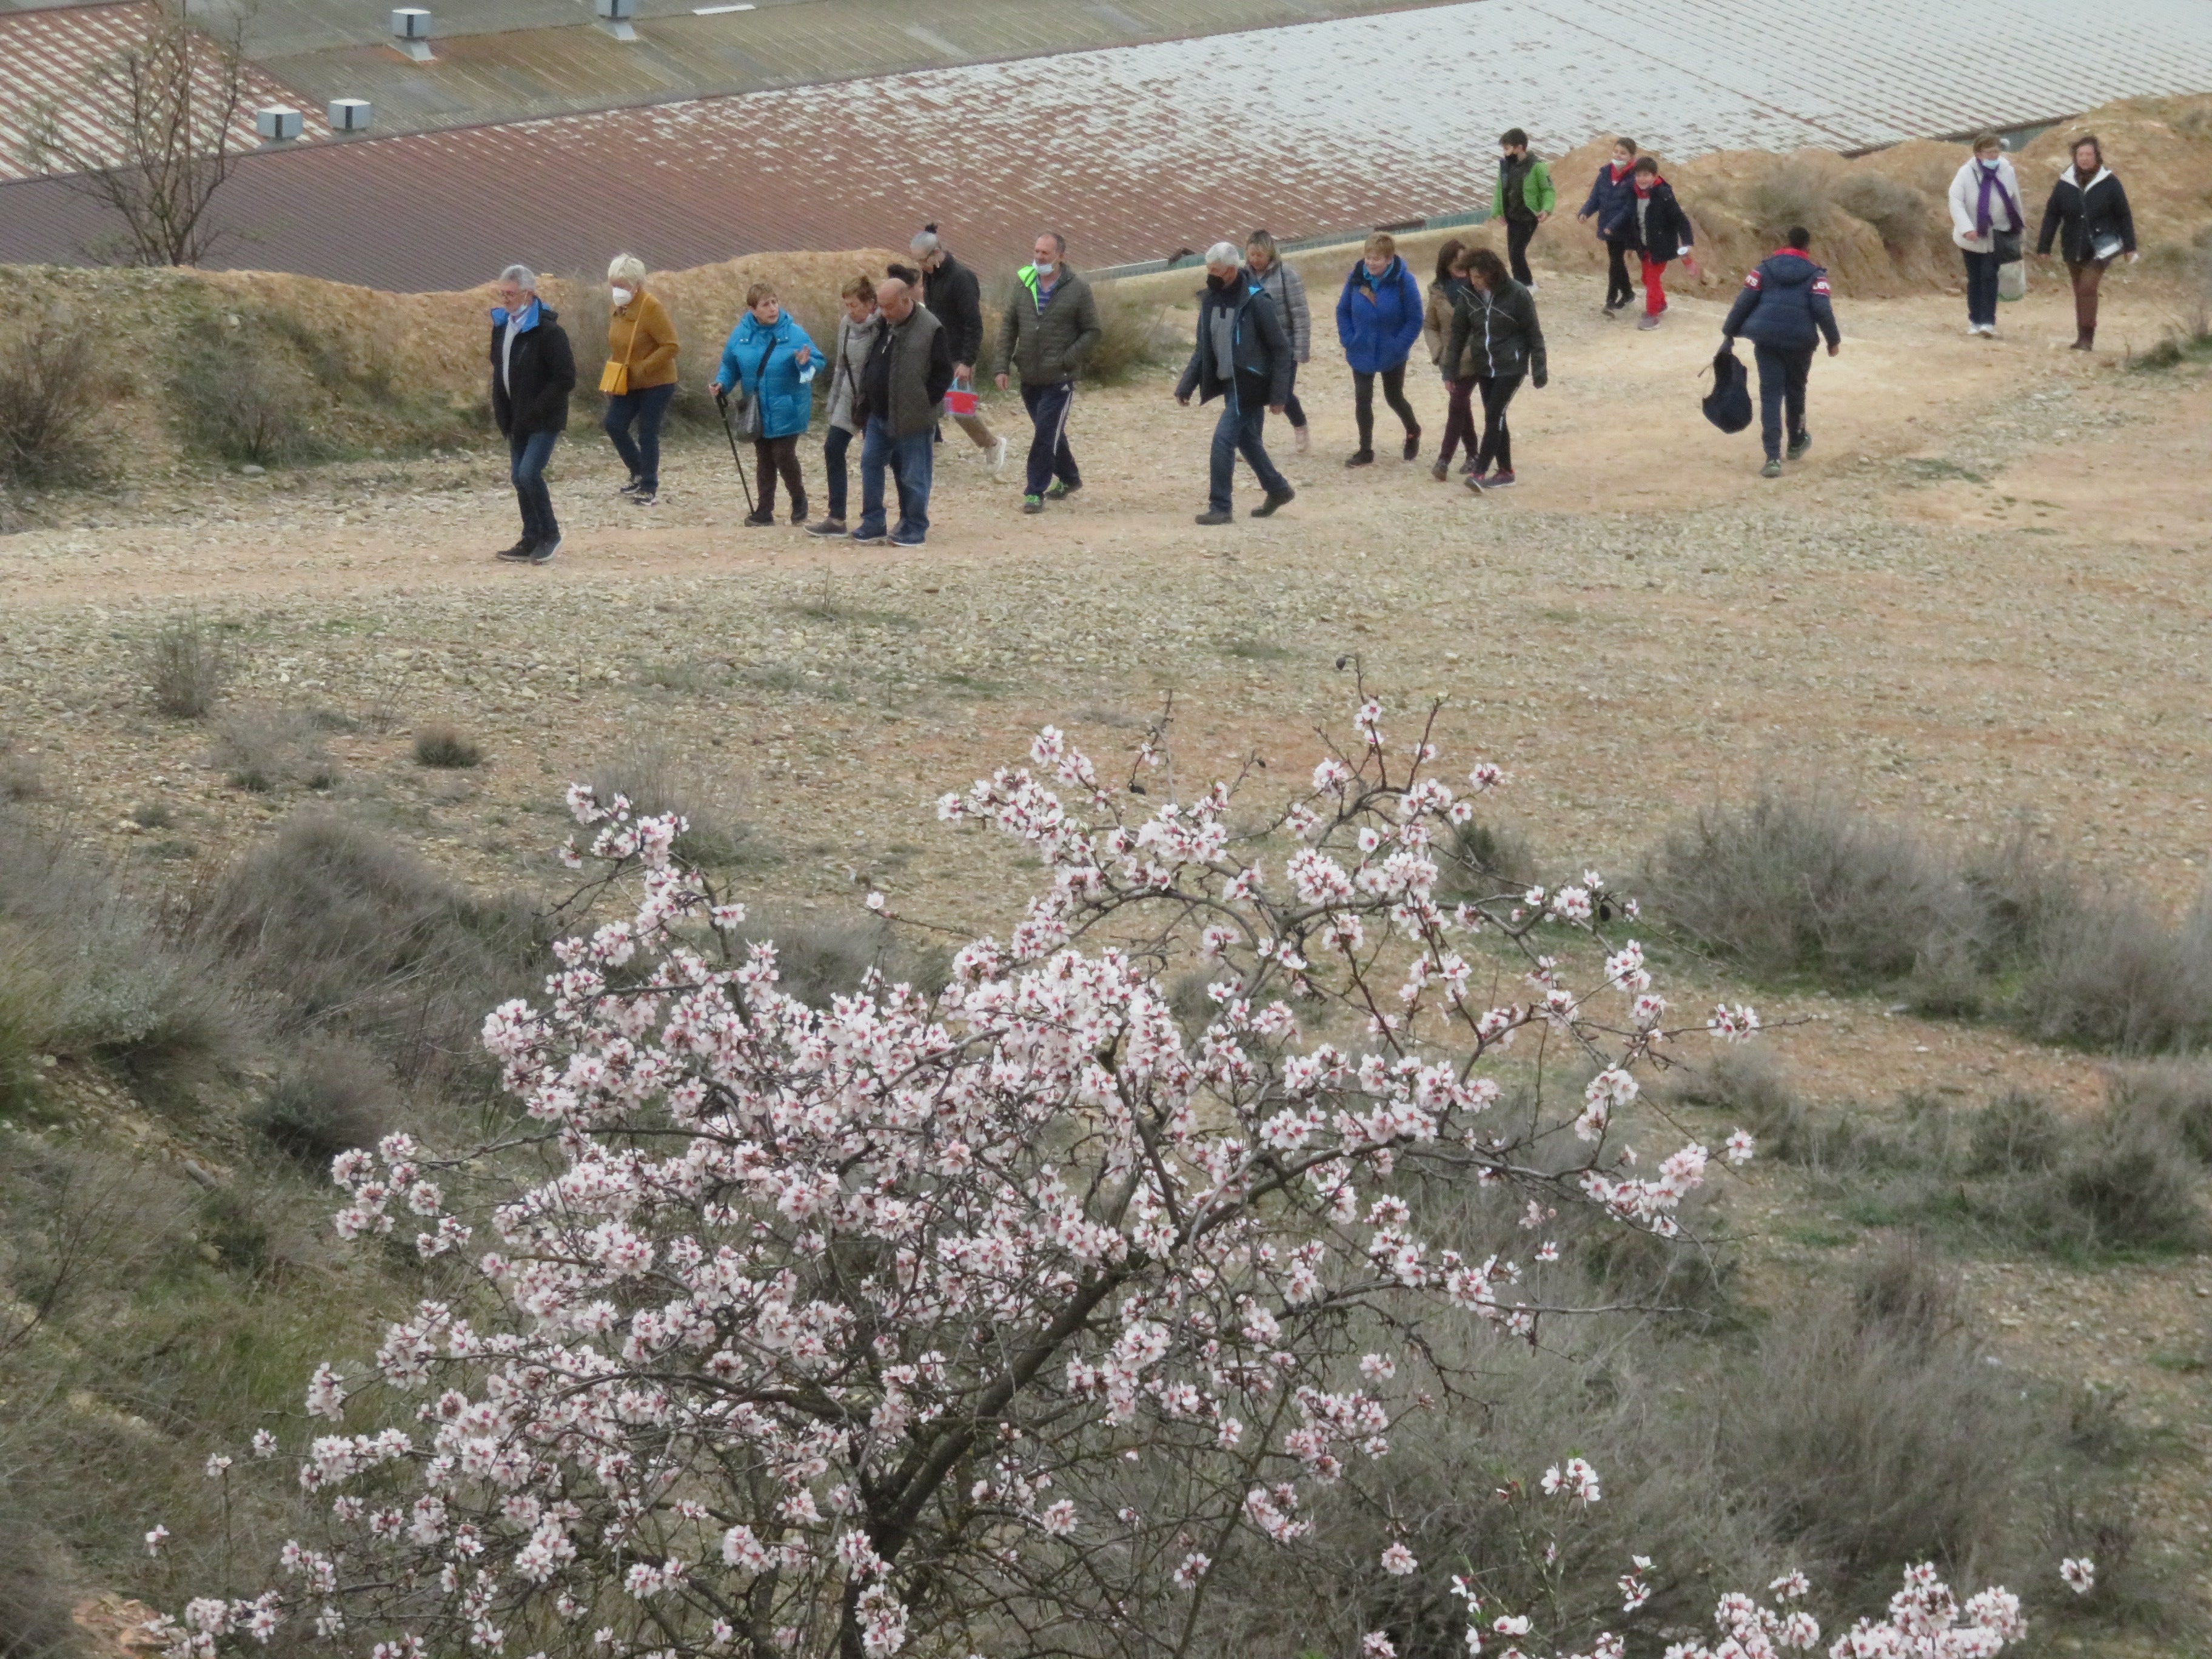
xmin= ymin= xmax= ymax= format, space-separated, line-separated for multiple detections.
xmin=1334 ymin=231 xmax=1426 ymax=466
xmin=715 ymin=280 xmax=819 ymax=526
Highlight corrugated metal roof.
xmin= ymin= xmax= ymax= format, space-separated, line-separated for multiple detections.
xmin=0 ymin=0 xmax=319 ymax=183
xmin=6 ymin=0 xmax=2212 ymax=283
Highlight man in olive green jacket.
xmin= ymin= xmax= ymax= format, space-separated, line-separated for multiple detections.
xmin=993 ymin=230 xmax=1103 ymax=511
xmin=1492 ymin=128 xmax=1557 ymax=289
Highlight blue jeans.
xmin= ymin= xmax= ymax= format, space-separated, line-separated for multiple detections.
xmin=1753 ymin=343 xmax=1813 ymax=462
xmin=1209 ymin=383 xmax=1289 ymax=512
xmin=1020 ymin=379 xmax=1079 ymax=496
xmin=823 ymin=425 xmax=854 ymax=521
xmin=1962 ymin=249 xmax=2001 ymax=327
xmin=857 ymin=415 xmax=932 ymax=542
xmin=602 ymin=381 xmax=674 ymax=489
xmin=508 ymin=427 xmax=558 ymax=541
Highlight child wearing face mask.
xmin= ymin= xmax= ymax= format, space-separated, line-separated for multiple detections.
xmin=601 ymin=252 xmax=680 ymax=504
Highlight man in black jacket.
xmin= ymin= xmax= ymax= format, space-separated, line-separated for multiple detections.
xmin=1175 ymin=242 xmax=1295 ymax=525
xmin=911 ymin=226 xmax=1009 ymax=477
xmin=488 ymin=263 xmax=576 ymax=564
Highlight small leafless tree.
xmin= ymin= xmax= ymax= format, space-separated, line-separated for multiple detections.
xmin=21 ymin=0 xmax=252 ymax=267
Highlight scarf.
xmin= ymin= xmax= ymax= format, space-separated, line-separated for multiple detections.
xmin=1973 ymin=161 xmax=2021 ymax=237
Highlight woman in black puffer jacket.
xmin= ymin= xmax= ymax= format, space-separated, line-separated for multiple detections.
xmin=1445 ymin=246 xmax=1547 ymax=492
xmin=2036 ymin=133 xmax=2137 ymax=352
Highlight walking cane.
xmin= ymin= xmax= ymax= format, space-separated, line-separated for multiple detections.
xmin=713 ymin=386 xmax=755 ymax=514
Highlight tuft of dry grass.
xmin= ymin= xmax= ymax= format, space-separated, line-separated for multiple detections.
xmin=246 ymin=1038 xmax=397 ymax=1172
xmin=412 ymin=723 xmax=483 ymax=769
xmin=0 ymin=321 xmax=106 ymax=490
xmin=210 ymin=706 xmax=338 ymax=793
xmin=144 ymin=616 xmax=228 ymax=720
xmin=590 ymin=745 xmax=760 ymax=870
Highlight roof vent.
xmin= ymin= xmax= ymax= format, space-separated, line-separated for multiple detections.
xmin=254 ymin=106 xmax=303 ymax=142
xmin=328 ymin=98 xmax=374 ymax=132
xmin=389 ymin=8 xmax=434 ymax=61
xmin=595 ymin=0 xmax=637 ymax=39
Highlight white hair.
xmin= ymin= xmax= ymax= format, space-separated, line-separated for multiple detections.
xmin=606 ymin=252 xmax=646 ymax=284
xmin=1204 ymin=241 xmax=1242 ymax=269
xmin=498 ymin=263 xmax=537 ymax=290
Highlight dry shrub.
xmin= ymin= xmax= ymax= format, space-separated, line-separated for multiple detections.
xmin=2110 ymin=1060 xmax=2212 ymax=1161
xmin=739 ymin=908 xmax=950 ymax=1010
xmin=1741 ymin=156 xmax=1837 ymax=241
xmin=1645 ymin=787 xmax=1980 ymax=987
xmin=1079 ymin=283 xmax=1168 ymax=386
xmin=412 ymin=723 xmax=483 ymax=769
xmin=211 ymin=706 xmax=337 ymax=793
xmin=2030 ymin=1112 xmax=2204 ymax=1256
xmin=1436 ymin=815 xmax=1538 ymax=899
xmin=170 ymin=318 xmax=327 ymax=466
xmin=144 ymin=615 xmax=228 ymax=719
xmin=1832 ymin=171 xmax=1931 ymax=250
xmin=247 ymin=1038 xmax=395 ymax=1171
xmin=2012 ymin=884 xmax=2212 ymax=1055
xmin=590 ymin=745 xmax=759 ymax=870
xmin=0 ymin=322 xmax=105 ymax=490
xmin=0 ymin=1504 xmax=78 ymax=1659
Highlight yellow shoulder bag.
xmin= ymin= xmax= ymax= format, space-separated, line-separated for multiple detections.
xmin=600 ymin=307 xmax=642 ymax=396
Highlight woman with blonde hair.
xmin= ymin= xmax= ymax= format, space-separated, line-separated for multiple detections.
xmin=1245 ymin=229 xmax=1312 ymax=452
xmin=808 ymin=271 xmax=882 ymax=537
xmin=600 ymin=253 xmax=679 ymax=505
xmin=714 ymin=280 xmax=819 ymax=526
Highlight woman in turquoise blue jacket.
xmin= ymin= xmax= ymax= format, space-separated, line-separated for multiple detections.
xmin=714 ymin=281 xmax=819 ymax=525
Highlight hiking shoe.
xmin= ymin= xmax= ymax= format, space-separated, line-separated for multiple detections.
xmin=618 ymin=475 xmax=643 ymax=496
xmin=847 ymin=529 xmax=890 ymax=545
xmin=528 ymin=534 xmax=561 ymax=564
xmin=1636 ymin=313 xmax=1660 ymax=330
xmin=1402 ymin=427 xmax=1422 ymax=461
xmin=1463 ymin=474 xmax=1486 ymax=495
xmin=805 ymin=517 xmax=848 ymax=538
xmin=1761 ymin=459 xmax=1783 ymax=478
xmin=1787 ymin=432 xmax=1812 ymax=461
xmin=629 ymin=488 xmax=657 ymax=507
xmin=1022 ymin=494 xmax=1045 ymax=514
xmin=1195 ymin=508 xmax=1233 ymax=526
xmin=1251 ymin=488 xmax=1295 ymax=518
xmin=989 ymin=435 xmax=1010 ymax=480
xmin=1430 ymin=458 xmax=1450 ymax=482
xmin=495 ymin=538 xmax=534 ymax=561
xmin=788 ymin=496 xmax=809 ymax=526
xmin=1293 ymin=424 xmax=1311 ymax=455
xmin=1044 ymin=480 xmax=1080 ymax=500
xmin=1483 ymin=469 xmax=1517 ymax=488
xmin=742 ymin=508 xmax=776 ymax=527
xmin=1344 ymin=449 xmax=1375 ymax=468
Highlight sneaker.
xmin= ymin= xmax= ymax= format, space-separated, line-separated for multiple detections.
xmin=1601 ymin=302 xmax=1624 ymax=319
xmin=1022 ymin=494 xmax=1045 ymax=514
xmin=1761 ymin=459 xmax=1783 ymax=478
xmin=630 ymin=488 xmax=657 ymax=507
xmin=1430 ymin=458 xmax=1450 ymax=482
xmin=847 ymin=529 xmax=890 ymax=545
xmin=989 ymin=435 xmax=1010 ymax=480
xmin=1463 ymin=474 xmax=1485 ymax=495
xmin=742 ymin=508 xmax=775 ymax=527
xmin=1636 ymin=313 xmax=1660 ymax=330
xmin=1401 ymin=427 xmax=1422 ymax=461
xmin=805 ymin=517 xmax=848 ymax=538
xmin=1787 ymin=432 xmax=1812 ymax=461
xmin=889 ymin=532 xmax=926 ymax=548
xmin=1484 ymin=469 xmax=1517 ymax=488
xmin=1344 ymin=449 xmax=1375 ymax=468
xmin=1966 ymin=323 xmax=1984 ymax=336
xmin=528 ymin=534 xmax=561 ymax=563
xmin=1045 ymin=480 xmax=1080 ymax=500
xmin=1195 ymin=508 xmax=1233 ymax=526
xmin=1293 ymin=424 xmax=1311 ymax=455
xmin=617 ymin=475 xmax=643 ymax=496
xmin=1251 ymin=488 xmax=1295 ymax=518
xmin=494 ymin=538 xmax=534 ymax=561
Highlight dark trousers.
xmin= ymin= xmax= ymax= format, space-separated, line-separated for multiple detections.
xmin=1605 ymin=240 xmax=1634 ymax=308
xmin=1476 ymin=373 xmax=1522 ymax=473
xmin=1208 ymin=382 xmax=1290 ymax=511
xmin=1352 ymin=364 xmax=1417 ymax=451
xmin=1282 ymin=361 xmax=1307 ymax=429
xmin=602 ymin=381 xmax=674 ymax=490
xmin=753 ymin=434 xmax=805 ymax=517
xmin=1962 ymin=249 xmax=2001 ymax=327
xmin=822 ymin=425 xmax=854 ymax=521
xmin=1506 ymin=217 xmax=1538 ymax=286
xmin=2068 ymin=258 xmax=2108 ymax=336
xmin=508 ymin=427 xmax=558 ymax=542
xmin=857 ymin=415 xmax=933 ymax=541
xmin=1020 ymin=379 xmax=1079 ymax=496
xmin=1752 ymin=343 xmax=1813 ymax=462
xmin=1439 ymin=376 xmax=1477 ymax=466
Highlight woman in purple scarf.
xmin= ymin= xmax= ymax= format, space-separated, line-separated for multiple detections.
xmin=1948 ymin=130 xmax=2024 ymax=338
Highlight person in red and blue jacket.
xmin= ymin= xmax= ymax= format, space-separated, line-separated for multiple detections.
xmin=1577 ymin=136 xmax=1641 ymax=313
xmin=1335 ymin=231 xmax=1426 ymax=465
xmin=1626 ymin=155 xmax=1696 ymax=327
xmin=1721 ymin=226 xmax=1842 ymax=476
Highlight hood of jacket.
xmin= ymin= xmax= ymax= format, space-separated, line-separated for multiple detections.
xmin=2062 ymin=164 xmax=2114 ymax=192
xmin=734 ymin=310 xmax=798 ymax=346
xmin=491 ymin=299 xmax=553 ymax=330
xmin=1759 ymin=251 xmax=1820 ymax=287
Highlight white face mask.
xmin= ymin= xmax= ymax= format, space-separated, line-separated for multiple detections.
xmin=1033 ymin=260 xmax=1056 ymax=277
xmin=611 ymin=286 xmax=634 ymax=307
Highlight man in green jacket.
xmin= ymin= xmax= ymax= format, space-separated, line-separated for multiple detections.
xmin=1492 ymin=129 xmax=1557 ymax=290
xmin=994 ymin=230 xmax=1103 ymax=512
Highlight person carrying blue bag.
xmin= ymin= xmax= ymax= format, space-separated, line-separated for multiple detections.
xmin=714 ymin=281 xmax=818 ymax=526
xmin=1335 ymin=232 xmax=1426 ymax=466
xmin=1720 ymin=225 xmax=1841 ymax=478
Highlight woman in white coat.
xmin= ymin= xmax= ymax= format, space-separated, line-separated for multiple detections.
xmin=1948 ymin=130 xmax=2025 ymax=338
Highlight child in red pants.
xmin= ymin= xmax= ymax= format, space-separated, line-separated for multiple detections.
xmin=1630 ymin=155 xmax=1697 ymax=327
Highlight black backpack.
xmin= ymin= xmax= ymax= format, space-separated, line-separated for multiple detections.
xmin=1703 ymin=343 xmax=1752 ymax=434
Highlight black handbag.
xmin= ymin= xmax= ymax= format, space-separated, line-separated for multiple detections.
xmin=1993 ymin=227 xmax=2023 ymax=265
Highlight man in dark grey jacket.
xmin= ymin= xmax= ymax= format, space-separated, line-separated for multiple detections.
xmin=1175 ymin=243 xmax=1295 ymax=525
xmin=911 ymin=224 xmax=1008 ymax=477
xmin=994 ymin=230 xmax=1102 ymax=513
xmin=852 ymin=278 xmax=954 ymax=547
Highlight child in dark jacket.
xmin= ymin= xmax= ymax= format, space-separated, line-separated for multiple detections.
xmin=1721 ymin=226 xmax=1842 ymax=475
xmin=1578 ymin=137 xmax=1641 ymax=313
xmin=1627 ymin=155 xmax=1695 ymax=327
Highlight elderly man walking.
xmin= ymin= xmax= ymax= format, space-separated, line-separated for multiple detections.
xmin=994 ymin=231 xmax=1102 ymax=514
xmin=488 ymin=263 xmax=576 ymax=564
xmin=851 ymin=276 xmax=954 ymax=548
xmin=1175 ymin=242 xmax=1295 ymax=525
xmin=910 ymin=224 xmax=1008 ymax=478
